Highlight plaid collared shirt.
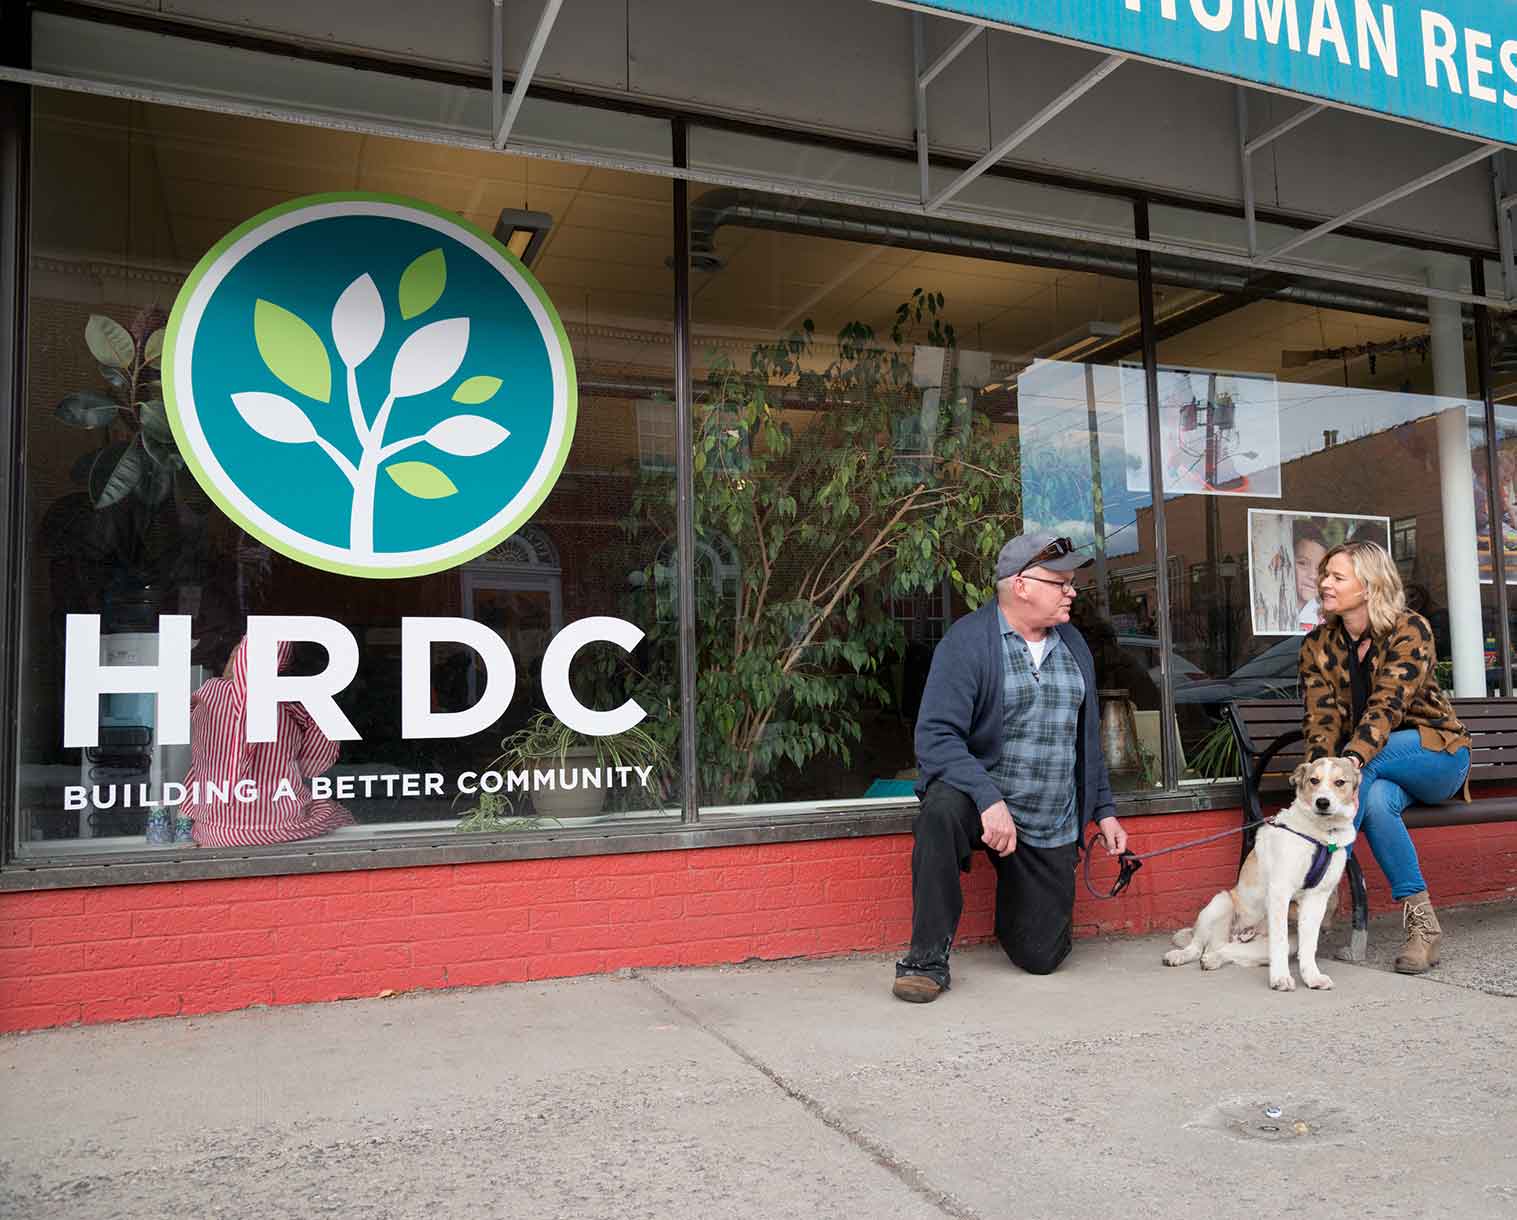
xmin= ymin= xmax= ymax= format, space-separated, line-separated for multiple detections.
xmin=986 ymin=624 xmax=1085 ymax=848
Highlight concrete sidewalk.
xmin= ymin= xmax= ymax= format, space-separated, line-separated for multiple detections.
xmin=3 ymin=905 xmax=1515 ymax=1220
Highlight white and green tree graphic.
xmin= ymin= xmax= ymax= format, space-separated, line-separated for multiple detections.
xmin=230 ymin=247 xmax=509 ymax=559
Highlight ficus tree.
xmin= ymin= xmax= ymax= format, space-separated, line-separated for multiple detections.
xmin=619 ymin=290 xmax=1023 ymax=804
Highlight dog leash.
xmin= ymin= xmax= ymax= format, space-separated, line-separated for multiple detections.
xmin=1081 ymin=816 xmax=1272 ymax=901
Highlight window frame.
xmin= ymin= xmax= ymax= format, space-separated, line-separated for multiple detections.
xmin=2 ymin=71 xmax=1509 ymax=889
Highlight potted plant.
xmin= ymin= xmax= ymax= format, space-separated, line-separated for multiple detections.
xmin=491 ymin=711 xmax=669 ymax=819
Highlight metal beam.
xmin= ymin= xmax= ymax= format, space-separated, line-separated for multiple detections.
xmin=1237 ymin=87 xmax=1257 ymax=258
xmin=1495 ymin=158 xmax=1515 ymax=302
xmin=1262 ymin=143 xmax=1503 ymax=264
xmin=1244 ymin=103 xmax=1325 ymax=155
xmin=925 ymin=53 xmax=1124 ymax=214
xmin=914 ymin=14 xmax=929 ymax=205
xmin=918 ymin=22 xmax=984 ymax=88
xmin=493 ymin=0 xmax=564 ymax=150
xmin=490 ymin=0 xmax=504 ymax=141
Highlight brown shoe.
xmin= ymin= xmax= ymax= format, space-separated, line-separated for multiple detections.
xmin=1394 ymin=891 xmax=1442 ymax=974
xmin=892 ymin=974 xmax=944 ymax=1003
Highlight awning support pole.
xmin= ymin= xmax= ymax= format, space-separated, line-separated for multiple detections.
xmin=1244 ymin=102 xmax=1325 ymax=155
xmin=925 ymin=53 xmax=1124 ymax=214
xmin=919 ymin=22 xmax=983 ymax=89
xmin=490 ymin=0 xmax=504 ymax=141
xmin=1261 ymin=143 xmax=1502 ymax=264
xmin=914 ymin=14 xmax=930 ymax=205
xmin=1495 ymin=156 xmax=1515 ymax=302
xmin=912 ymin=15 xmax=985 ymax=206
xmin=493 ymin=0 xmax=564 ymax=150
xmin=1237 ymin=87 xmax=1256 ymax=257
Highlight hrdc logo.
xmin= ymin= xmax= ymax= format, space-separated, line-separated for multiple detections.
xmin=163 ymin=193 xmax=576 ymax=578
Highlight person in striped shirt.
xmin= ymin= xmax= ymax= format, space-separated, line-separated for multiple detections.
xmin=182 ymin=637 xmax=355 ymax=847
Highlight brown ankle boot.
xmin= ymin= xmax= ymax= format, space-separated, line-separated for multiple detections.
xmin=1394 ymin=891 xmax=1442 ymax=974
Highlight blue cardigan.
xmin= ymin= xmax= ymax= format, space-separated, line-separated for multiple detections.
xmin=913 ymin=600 xmax=1116 ymax=839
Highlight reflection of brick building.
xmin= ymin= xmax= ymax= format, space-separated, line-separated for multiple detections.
xmin=1114 ymin=414 xmax=1455 ymax=673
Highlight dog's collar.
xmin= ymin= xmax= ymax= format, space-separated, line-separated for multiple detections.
xmin=1267 ymin=818 xmax=1345 ymax=890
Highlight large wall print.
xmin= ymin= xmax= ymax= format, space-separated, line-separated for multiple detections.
xmin=1247 ymin=509 xmax=1391 ymax=636
xmin=1473 ymin=407 xmax=1517 ymax=584
xmin=1123 ymin=364 xmax=1281 ymax=498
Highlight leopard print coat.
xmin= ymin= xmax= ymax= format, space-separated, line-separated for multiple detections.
xmin=1298 ymin=610 xmax=1470 ymax=769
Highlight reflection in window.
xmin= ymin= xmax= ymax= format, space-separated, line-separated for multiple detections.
xmin=18 ymin=91 xmax=682 ymax=855
xmin=1138 ymin=294 xmax=1485 ymax=781
xmin=684 ymin=199 xmax=1155 ymax=807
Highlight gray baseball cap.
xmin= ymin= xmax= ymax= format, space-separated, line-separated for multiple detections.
xmin=994 ymin=531 xmax=1093 ymax=581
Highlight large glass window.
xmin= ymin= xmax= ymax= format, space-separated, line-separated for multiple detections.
xmin=16 ymin=91 xmax=681 ymax=858
xmin=1133 ymin=287 xmax=1488 ymax=782
xmin=678 ymin=188 xmax=1160 ymax=815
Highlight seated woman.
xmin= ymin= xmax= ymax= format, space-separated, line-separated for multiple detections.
xmin=181 ymin=637 xmax=355 ymax=847
xmin=1298 ymin=541 xmax=1470 ymax=973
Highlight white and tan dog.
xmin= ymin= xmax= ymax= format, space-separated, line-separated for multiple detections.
xmin=1163 ymin=756 xmax=1360 ymax=991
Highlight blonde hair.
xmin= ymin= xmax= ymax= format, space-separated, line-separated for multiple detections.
xmin=1319 ymin=541 xmax=1407 ymax=637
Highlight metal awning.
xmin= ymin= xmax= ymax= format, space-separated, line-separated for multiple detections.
xmin=4 ymin=1 xmax=1513 ymax=309
xmin=889 ymin=1 xmax=1513 ymax=290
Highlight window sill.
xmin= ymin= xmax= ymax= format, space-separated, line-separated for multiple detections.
xmin=0 ymin=786 xmax=1247 ymax=891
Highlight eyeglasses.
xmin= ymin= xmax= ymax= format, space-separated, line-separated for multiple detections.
xmin=1017 ymin=536 xmax=1077 ymax=574
xmin=1019 ymin=574 xmax=1079 ymax=595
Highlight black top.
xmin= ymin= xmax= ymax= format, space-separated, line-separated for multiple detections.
xmin=1343 ymin=624 xmax=1377 ymax=730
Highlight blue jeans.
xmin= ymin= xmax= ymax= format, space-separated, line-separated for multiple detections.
xmin=1354 ymin=731 xmax=1469 ymax=901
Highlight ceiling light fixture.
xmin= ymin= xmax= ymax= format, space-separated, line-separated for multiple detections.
xmin=493 ymin=207 xmax=554 ymax=267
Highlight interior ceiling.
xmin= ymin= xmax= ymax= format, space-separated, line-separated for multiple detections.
xmin=37 ymin=91 xmax=1430 ymax=385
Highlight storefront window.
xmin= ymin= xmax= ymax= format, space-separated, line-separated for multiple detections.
xmin=1138 ymin=288 xmax=1488 ymax=781
xmin=15 ymin=91 xmax=682 ymax=858
xmin=680 ymin=188 xmax=1159 ymax=814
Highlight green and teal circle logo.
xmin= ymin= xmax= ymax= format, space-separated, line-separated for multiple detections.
xmin=164 ymin=192 xmax=577 ymax=578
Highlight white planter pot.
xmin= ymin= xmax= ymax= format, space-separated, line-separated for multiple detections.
xmin=528 ymin=744 xmax=609 ymax=819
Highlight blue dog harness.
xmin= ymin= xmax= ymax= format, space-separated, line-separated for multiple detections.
xmin=1267 ymin=820 xmax=1344 ymax=890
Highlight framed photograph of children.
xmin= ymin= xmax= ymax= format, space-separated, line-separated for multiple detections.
xmin=1248 ymin=510 xmax=1391 ymax=636
xmin=1122 ymin=363 xmax=1281 ymax=497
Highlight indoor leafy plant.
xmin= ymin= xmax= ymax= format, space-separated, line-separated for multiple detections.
xmin=42 ymin=308 xmax=209 ymax=625
xmin=618 ymin=289 xmax=1024 ymax=805
xmin=464 ymin=711 xmax=670 ymax=823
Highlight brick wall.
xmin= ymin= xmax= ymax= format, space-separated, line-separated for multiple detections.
xmin=3 ymin=809 xmax=1515 ymax=1034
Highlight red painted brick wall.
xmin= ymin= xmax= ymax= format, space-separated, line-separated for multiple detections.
xmin=3 ymin=809 xmax=1515 ymax=1033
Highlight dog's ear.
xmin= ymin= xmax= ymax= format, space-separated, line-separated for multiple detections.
xmin=1291 ymin=762 xmax=1310 ymax=788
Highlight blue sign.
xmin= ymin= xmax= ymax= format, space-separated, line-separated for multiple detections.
xmin=902 ymin=1 xmax=1517 ymax=146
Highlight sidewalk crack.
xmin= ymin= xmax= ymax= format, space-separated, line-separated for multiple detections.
xmin=632 ymin=972 xmax=983 ymax=1220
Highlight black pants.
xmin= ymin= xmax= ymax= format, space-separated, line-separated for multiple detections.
xmin=896 ymin=781 xmax=1077 ymax=987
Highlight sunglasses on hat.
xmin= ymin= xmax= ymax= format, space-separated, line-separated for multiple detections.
xmin=1017 ymin=536 xmax=1076 ymax=575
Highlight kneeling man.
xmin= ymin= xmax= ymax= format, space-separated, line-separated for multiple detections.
xmin=893 ymin=531 xmax=1127 ymax=1003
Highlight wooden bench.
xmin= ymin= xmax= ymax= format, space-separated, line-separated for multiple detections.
xmin=1224 ymin=698 xmax=1517 ymax=960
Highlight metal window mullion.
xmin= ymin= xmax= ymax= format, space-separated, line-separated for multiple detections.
xmin=1473 ymin=258 xmax=1513 ymax=698
xmin=0 ymin=79 xmax=31 ymax=868
xmin=1135 ymin=199 xmax=1181 ymax=790
xmin=672 ymin=120 xmax=700 ymax=822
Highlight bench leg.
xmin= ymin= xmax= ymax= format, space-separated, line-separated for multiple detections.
xmin=1338 ymin=855 xmax=1369 ymax=962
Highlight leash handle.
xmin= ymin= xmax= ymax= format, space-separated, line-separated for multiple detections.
xmin=1080 ymin=816 xmax=1272 ymax=902
xmin=1082 ymin=831 xmax=1143 ymax=900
